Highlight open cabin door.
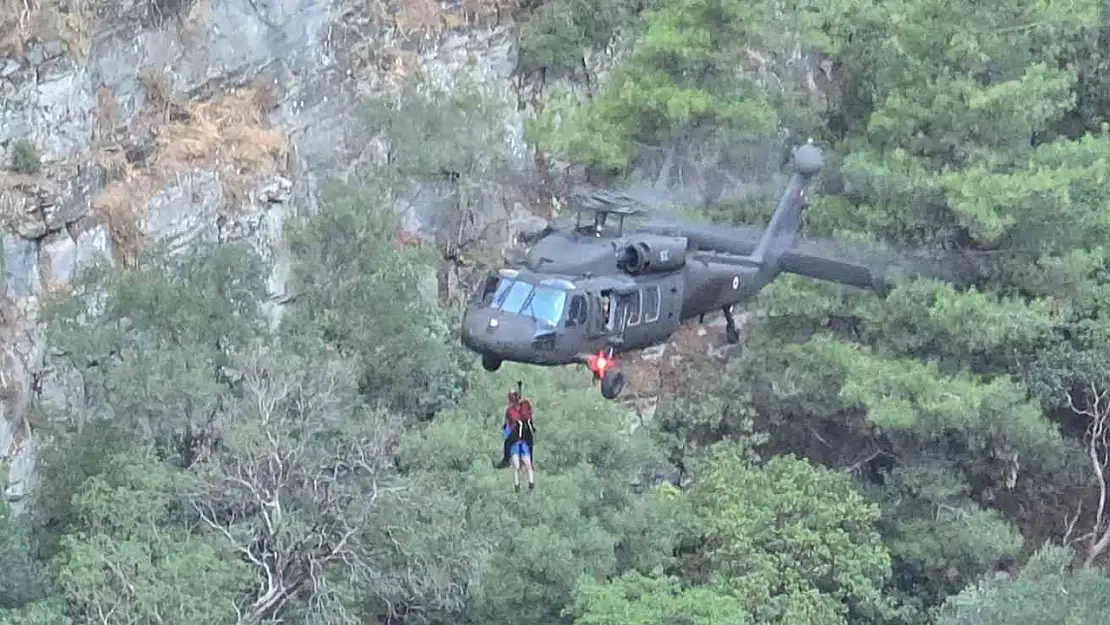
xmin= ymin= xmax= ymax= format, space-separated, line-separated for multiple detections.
xmin=589 ymin=289 xmax=633 ymax=345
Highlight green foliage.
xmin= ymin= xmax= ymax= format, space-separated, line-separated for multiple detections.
xmin=652 ymin=359 xmax=769 ymax=468
xmin=37 ymin=243 xmax=267 ymax=449
xmin=364 ymin=78 xmax=514 ymax=182
xmin=31 ymin=422 xmax=136 ymax=560
xmin=567 ymin=448 xmax=900 ymax=625
xmin=0 ymin=471 xmax=53 ymax=613
xmin=690 ymin=449 xmax=898 ymax=624
xmin=8 ymin=138 xmax=41 ymax=175
xmin=52 ymin=448 xmax=252 ymax=625
xmin=875 ymin=463 xmax=1026 ymax=612
xmin=284 ymin=182 xmax=468 ymax=416
xmin=33 ymin=232 xmax=487 ymax=625
xmin=571 ymin=572 xmax=752 ymax=625
xmin=534 ymin=0 xmax=798 ymax=171
xmin=0 ymin=598 xmax=68 ymax=625
xmin=935 ymin=545 xmax=1110 ymax=625
xmin=518 ymin=0 xmax=651 ymax=78
xmin=400 ymin=363 xmax=693 ymax=625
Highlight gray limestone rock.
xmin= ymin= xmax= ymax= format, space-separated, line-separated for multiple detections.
xmin=1 ymin=190 xmax=46 ymax=240
xmin=39 ymin=232 xmax=78 ymax=290
xmin=143 ymin=169 xmax=222 ymax=254
xmin=2 ymin=233 xmax=40 ymax=298
xmin=0 ymin=59 xmax=94 ymax=164
xmin=0 ymin=164 xmax=100 ymax=241
xmin=0 ymin=58 xmax=21 ymax=79
xmin=639 ymin=344 xmax=667 ymax=362
xmin=509 ymin=203 xmax=548 ymax=236
xmin=74 ymin=223 xmax=114 ymax=269
xmin=254 ymin=175 xmax=293 ymax=204
xmin=0 ymin=306 xmax=40 ymax=507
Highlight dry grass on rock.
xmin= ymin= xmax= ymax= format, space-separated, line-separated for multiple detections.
xmin=0 ymin=0 xmax=97 ymax=56
xmin=393 ymin=0 xmax=509 ymax=36
xmin=92 ymin=70 xmax=288 ymax=264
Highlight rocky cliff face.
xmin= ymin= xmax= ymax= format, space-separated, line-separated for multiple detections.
xmin=0 ymin=0 xmax=535 ymax=499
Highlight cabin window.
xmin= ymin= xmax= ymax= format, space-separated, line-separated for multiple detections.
xmin=566 ymin=295 xmax=587 ymax=327
xmin=600 ymin=292 xmax=615 ymax=330
xmin=627 ymin=290 xmax=642 ymax=326
xmin=643 ymin=285 xmax=661 ymax=323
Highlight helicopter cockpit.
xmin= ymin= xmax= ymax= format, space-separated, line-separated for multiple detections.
xmin=477 ymin=273 xmax=577 ymax=329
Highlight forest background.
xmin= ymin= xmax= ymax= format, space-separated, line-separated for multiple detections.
xmin=5 ymin=0 xmax=1110 ymax=623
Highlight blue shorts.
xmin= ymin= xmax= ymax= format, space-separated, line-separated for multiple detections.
xmin=511 ymin=440 xmax=530 ymax=459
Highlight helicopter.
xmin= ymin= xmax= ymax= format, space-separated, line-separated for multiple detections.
xmin=459 ymin=141 xmax=894 ymax=400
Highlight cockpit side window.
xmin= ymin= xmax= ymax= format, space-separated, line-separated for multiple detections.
xmin=481 ymin=276 xmax=512 ymax=306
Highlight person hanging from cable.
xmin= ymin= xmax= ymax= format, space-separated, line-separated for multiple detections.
xmin=494 ymin=392 xmax=521 ymax=470
xmin=510 ymin=419 xmax=535 ymax=492
xmin=494 ymin=381 xmax=536 ymax=474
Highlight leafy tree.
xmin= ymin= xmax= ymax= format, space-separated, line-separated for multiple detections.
xmin=36 ymin=243 xmax=268 ymax=458
xmin=362 ymin=77 xmax=521 ymax=298
xmin=692 ymin=448 xmax=899 ymax=624
xmin=569 ymin=447 xmax=901 ymax=625
xmin=50 ymin=447 xmax=252 ymax=625
xmin=399 ymin=363 xmax=693 ymax=625
xmin=874 ymin=463 xmax=1026 ymax=614
xmin=533 ymin=0 xmax=803 ymax=173
xmin=0 ymin=598 xmax=68 ymax=625
xmin=33 ymin=223 xmax=486 ymax=625
xmin=571 ymin=572 xmax=752 ymax=625
xmin=517 ymin=0 xmax=650 ymax=80
xmin=0 ymin=470 xmax=56 ymax=616
xmin=31 ymin=243 xmax=269 ymax=556
xmin=284 ymin=182 xmax=469 ymax=418
xmin=935 ymin=545 xmax=1110 ymax=625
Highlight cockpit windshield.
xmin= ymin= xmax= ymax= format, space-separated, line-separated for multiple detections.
xmin=480 ymin=276 xmax=570 ymax=327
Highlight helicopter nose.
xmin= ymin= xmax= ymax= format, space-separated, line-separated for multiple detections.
xmin=460 ymin=308 xmax=548 ymax=360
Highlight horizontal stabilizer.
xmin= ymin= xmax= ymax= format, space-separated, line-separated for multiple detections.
xmin=778 ymin=244 xmax=884 ymax=292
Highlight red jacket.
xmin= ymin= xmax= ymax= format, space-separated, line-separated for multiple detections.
xmin=505 ymin=405 xmax=523 ymax=427
xmin=504 ymin=400 xmax=534 ymax=427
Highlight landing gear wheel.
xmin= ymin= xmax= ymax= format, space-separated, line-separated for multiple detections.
xmin=723 ymin=305 xmax=741 ymax=344
xmin=600 ymin=367 xmax=626 ymax=400
xmin=481 ymin=354 xmax=502 ymax=372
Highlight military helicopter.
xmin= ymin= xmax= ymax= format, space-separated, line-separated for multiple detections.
xmin=459 ymin=141 xmax=892 ymax=400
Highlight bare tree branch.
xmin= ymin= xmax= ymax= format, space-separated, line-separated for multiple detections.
xmin=182 ymin=347 xmax=484 ymax=624
xmin=1066 ymin=382 xmax=1110 ymax=568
